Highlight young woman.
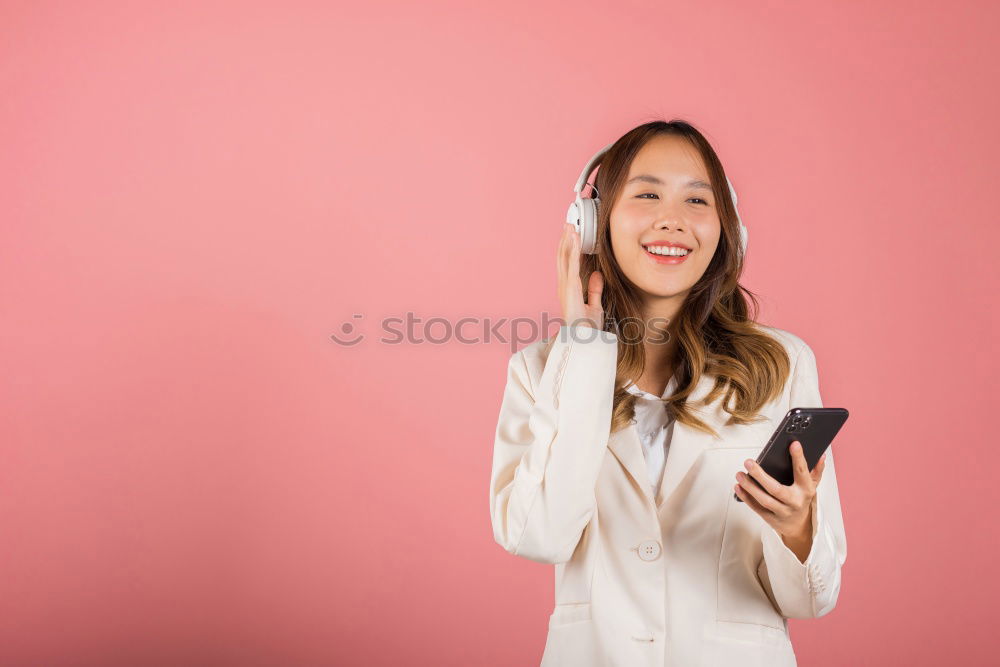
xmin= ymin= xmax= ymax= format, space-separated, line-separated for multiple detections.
xmin=488 ymin=120 xmax=847 ymax=666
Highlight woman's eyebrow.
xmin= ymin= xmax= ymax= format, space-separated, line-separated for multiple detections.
xmin=626 ymin=175 xmax=713 ymax=191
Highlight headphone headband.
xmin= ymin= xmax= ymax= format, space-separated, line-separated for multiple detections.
xmin=574 ymin=142 xmax=614 ymax=195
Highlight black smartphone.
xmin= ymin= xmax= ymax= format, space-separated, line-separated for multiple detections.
xmin=734 ymin=407 xmax=849 ymax=502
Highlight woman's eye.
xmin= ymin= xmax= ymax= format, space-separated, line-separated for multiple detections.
xmin=635 ymin=193 xmax=709 ymax=205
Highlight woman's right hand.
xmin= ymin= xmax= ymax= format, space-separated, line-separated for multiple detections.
xmin=558 ymin=223 xmax=604 ymax=331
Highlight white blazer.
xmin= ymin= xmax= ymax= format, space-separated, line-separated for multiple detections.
xmin=489 ymin=324 xmax=847 ymax=666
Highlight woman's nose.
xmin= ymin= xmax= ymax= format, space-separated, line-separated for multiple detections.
xmin=652 ymin=200 xmax=687 ymax=231
xmin=654 ymin=215 xmax=685 ymax=232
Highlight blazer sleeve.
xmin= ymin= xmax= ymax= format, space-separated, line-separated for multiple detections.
xmin=756 ymin=341 xmax=848 ymax=618
xmin=489 ymin=325 xmax=619 ymax=565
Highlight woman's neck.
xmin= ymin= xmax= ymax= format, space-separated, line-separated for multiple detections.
xmin=633 ymin=296 xmax=685 ymax=395
xmin=635 ymin=326 xmax=679 ymax=397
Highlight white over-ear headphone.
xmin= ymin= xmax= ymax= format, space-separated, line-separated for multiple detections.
xmin=566 ymin=142 xmax=748 ymax=256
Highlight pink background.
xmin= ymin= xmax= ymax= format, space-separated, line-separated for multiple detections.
xmin=2 ymin=1 xmax=997 ymax=664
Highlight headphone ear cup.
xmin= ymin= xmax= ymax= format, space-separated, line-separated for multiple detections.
xmin=726 ymin=176 xmax=748 ymax=257
xmin=566 ymin=199 xmax=584 ymax=249
xmin=579 ymin=197 xmax=599 ymax=254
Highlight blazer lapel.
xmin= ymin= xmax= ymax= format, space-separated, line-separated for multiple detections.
xmin=607 ymin=373 xmax=725 ymax=510
xmin=655 ymin=412 xmax=720 ymax=509
xmin=607 ymin=425 xmax=655 ymax=506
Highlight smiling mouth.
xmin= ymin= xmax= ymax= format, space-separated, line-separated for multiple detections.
xmin=643 ymin=245 xmax=692 ymax=257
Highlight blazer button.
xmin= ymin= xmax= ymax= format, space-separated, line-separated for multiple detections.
xmin=636 ymin=540 xmax=662 ymax=561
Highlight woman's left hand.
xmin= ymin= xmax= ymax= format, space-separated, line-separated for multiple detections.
xmin=734 ymin=441 xmax=826 ymax=560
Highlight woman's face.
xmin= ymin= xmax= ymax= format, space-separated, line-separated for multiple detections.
xmin=609 ymin=134 xmax=722 ymax=305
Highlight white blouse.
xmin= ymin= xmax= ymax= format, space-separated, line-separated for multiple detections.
xmin=625 ymin=374 xmax=679 ymax=498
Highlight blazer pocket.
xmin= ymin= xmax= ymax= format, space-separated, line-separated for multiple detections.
xmin=540 ymin=603 xmax=601 ymax=667
xmin=717 ymin=489 xmax=786 ymax=630
xmin=548 ymin=602 xmax=592 ymax=628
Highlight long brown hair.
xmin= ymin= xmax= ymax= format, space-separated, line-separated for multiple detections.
xmin=582 ymin=119 xmax=791 ymax=436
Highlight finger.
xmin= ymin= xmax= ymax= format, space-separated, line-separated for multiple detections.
xmin=586 ymin=271 xmax=604 ymax=329
xmin=568 ymin=229 xmax=584 ymax=325
xmin=790 ymin=441 xmax=811 ymax=488
xmin=558 ymin=225 xmax=573 ymax=314
xmin=569 ymin=224 xmax=581 ymax=277
xmin=736 ymin=471 xmax=782 ymax=513
xmin=743 ymin=458 xmax=789 ymax=504
xmin=734 ymin=480 xmax=777 ymax=519
xmin=587 ymin=270 xmax=603 ymax=306
xmin=557 ymin=224 xmax=569 ymax=286
xmin=811 ymin=453 xmax=826 ymax=484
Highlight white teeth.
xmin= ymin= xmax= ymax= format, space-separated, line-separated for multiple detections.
xmin=645 ymin=245 xmax=690 ymax=256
